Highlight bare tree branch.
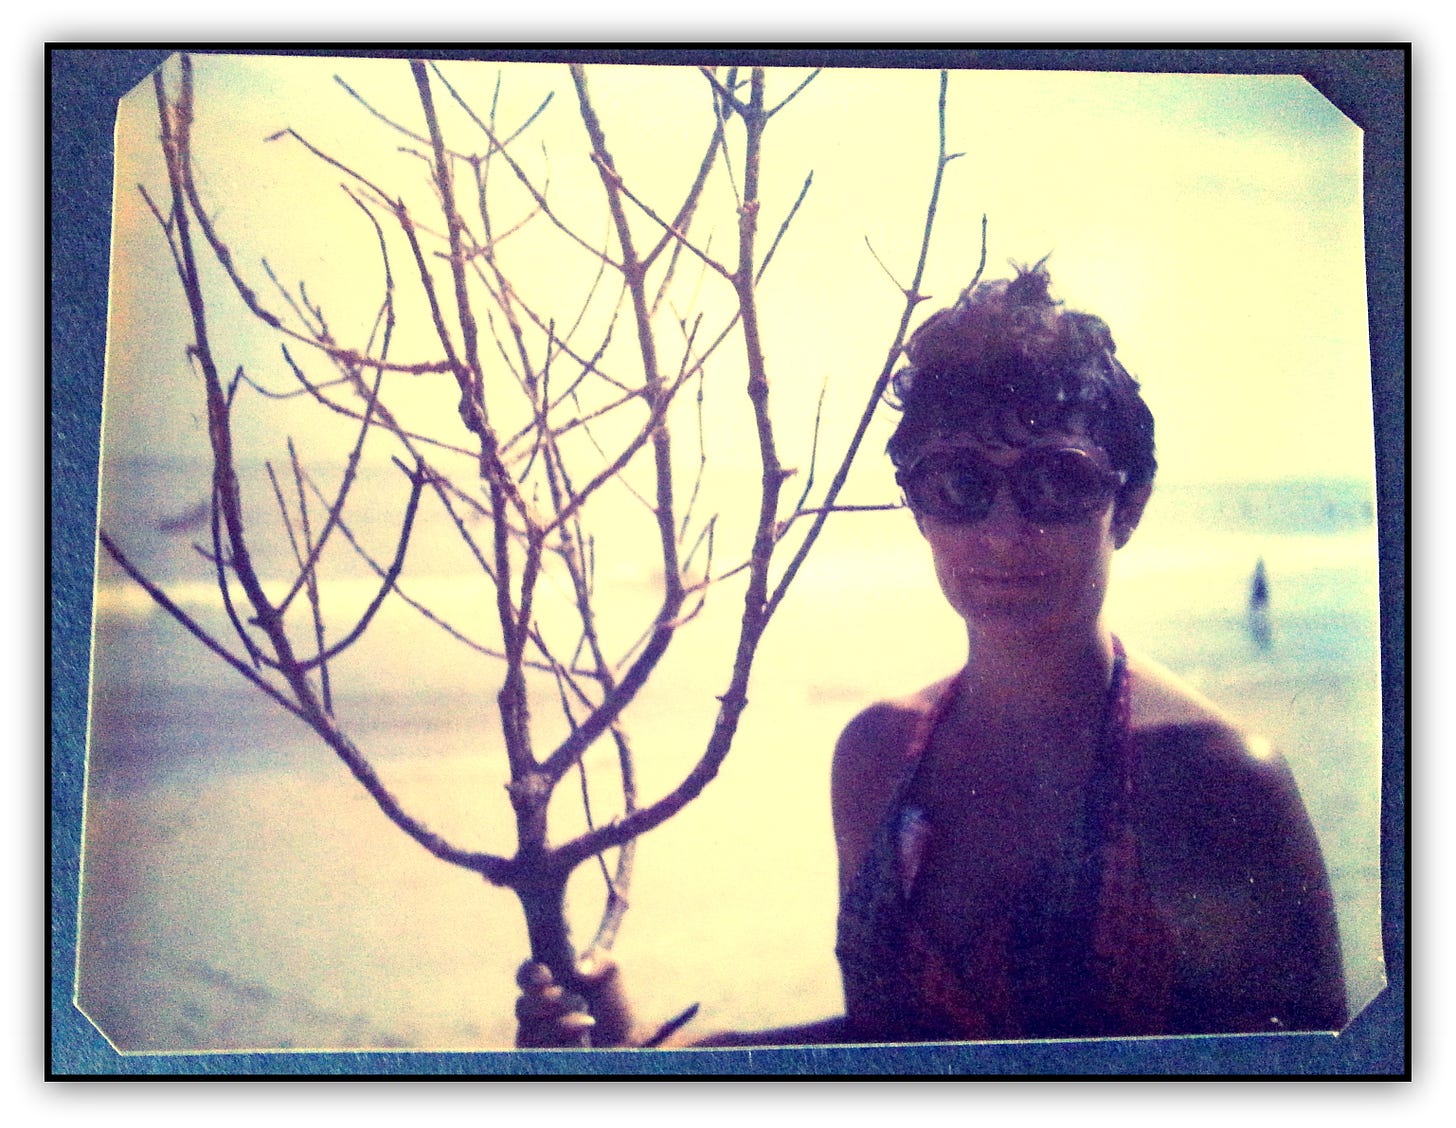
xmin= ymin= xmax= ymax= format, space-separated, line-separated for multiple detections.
xmin=113 ymin=55 xmax=963 ymax=1039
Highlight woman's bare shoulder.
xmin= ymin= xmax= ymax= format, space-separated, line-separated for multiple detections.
xmin=1124 ymin=648 xmax=1282 ymax=769
xmin=830 ymin=674 xmax=962 ymax=795
xmin=833 ymin=679 xmax=949 ymax=758
xmin=829 ymin=676 xmax=955 ymax=892
xmin=1126 ymin=649 xmax=1240 ymax=732
xmin=1123 ymin=647 xmax=1309 ymax=851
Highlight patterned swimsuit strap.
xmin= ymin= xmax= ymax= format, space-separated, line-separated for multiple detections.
xmin=1103 ymin=635 xmax=1134 ymax=816
xmin=904 ymin=671 xmax=961 ymax=765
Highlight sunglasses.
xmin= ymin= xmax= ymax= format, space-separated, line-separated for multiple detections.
xmin=897 ymin=446 xmax=1127 ymax=526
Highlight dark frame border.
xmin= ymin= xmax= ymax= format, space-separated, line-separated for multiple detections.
xmin=48 ymin=43 xmax=1408 ymax=1079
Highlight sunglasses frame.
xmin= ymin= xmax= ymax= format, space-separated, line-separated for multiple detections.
xmin=897 ymin=445 xmax=1129 ymax=526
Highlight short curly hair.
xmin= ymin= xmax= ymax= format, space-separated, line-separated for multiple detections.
xmin=886 ymin=259 xmax=1156 ymax=502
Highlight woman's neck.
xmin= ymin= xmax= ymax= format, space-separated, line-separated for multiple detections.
xmin=959 ymin=617 xmax=1116 ymax=722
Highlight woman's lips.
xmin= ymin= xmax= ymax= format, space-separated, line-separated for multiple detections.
xmin=963 ymin=568 xmax=1047 ymax=583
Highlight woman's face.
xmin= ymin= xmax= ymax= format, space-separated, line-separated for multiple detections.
xmin=907 ymin=419 xmax=1148 ymax=640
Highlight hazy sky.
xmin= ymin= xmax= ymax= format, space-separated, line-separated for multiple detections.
xmin=106 ymin=53 xmax=1373 ymax=498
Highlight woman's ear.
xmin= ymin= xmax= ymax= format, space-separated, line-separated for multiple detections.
xmin=1112 ymin=484 xmax=1152 ymax=549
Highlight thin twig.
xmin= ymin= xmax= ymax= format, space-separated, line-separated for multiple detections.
xmin=763 ymin=70 xmax=962 ymax=621
xmin=641 ymin=1002 xmax=701 ymax=1049
xmin=587 ymin=151 xmax=734 ymax=283
xmin=289 ymin=440 xmax=333 ymax=715
xmin=295 ymin=459 xmax=427 ymax=672
xmin=99 ymin=528 xmax=302 ymax=721
xmin=764 ymin=69 xmax=821 ymax=118
xmin=754 ymin=171 xmax=812 ymax=286
xmin=275 ymin=365 xmax=387 ymax=618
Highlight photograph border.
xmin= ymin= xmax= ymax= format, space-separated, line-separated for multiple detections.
xmin=47 ymin=42 xmax=1408 ymax=1079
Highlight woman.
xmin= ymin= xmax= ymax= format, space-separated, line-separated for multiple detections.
xmin=517 ymin=262 xmax=1348 ymax=1047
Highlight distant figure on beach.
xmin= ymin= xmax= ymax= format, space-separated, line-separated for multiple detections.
xmin=1248 ymin=556 xmax=1273 ymax=649
xmin=517 ymin=261 xmax=1347 ymax=1047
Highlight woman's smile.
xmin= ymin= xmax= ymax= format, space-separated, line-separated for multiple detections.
xmin=958 ymin=566 xmax=1049 ymax=585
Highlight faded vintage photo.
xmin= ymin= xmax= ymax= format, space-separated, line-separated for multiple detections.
xmin=74 ymin=52 xmax=1387 ymax=1059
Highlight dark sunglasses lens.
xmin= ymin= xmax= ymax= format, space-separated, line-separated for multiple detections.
xmin=904 ymin=448 xmax=1120 ymax=524
xmin=906 ymin=456 xmax=996 ymax=522
xmin=1015 ymin=449 xmax=1117 ymax=521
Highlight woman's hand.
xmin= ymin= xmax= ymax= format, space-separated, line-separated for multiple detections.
xmin=514 ymin=954 xmax=636 ymax=1048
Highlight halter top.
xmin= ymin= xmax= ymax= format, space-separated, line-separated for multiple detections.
xmin=834 ymin=639 xmax=1177 ymax=1042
